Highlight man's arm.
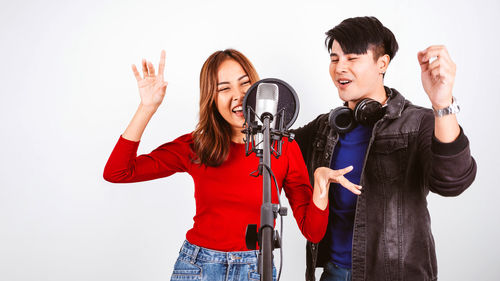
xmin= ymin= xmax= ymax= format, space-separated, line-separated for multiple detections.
xmin=417 ymin=108 xmax=477 ymax=196
xmin=418 ymin=45 xmax=460 ymax=143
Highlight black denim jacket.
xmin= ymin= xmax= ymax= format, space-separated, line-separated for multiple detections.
xmin=291 ymin=88 xmax=477 ymax=281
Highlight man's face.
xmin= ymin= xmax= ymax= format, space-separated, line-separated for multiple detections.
xmin=329 ymin=40 xmax=384 ymax=106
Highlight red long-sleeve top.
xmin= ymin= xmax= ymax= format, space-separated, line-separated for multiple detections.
xmin=103 ymin=133 xmax=328 ymax=251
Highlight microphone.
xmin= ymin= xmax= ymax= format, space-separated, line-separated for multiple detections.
xmin=255 ymin=83 xmax=279 ymax=150
xmin=242 ymin=78 xmax=300 ymax=157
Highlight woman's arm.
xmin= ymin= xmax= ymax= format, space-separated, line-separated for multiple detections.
xmin=281 ymin=141 xmax=328 ymax=243
xmin=123 ymin=50 xmax=168 ymax=141
xmin=103 ymin=51 xmax=191 ymax=183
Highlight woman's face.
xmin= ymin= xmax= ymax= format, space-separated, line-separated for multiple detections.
xmin=215 ymin=59 xmax=251 ymax=141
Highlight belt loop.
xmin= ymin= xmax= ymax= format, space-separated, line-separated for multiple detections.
xmin=190 ymin=244 xmax=200 ymax=264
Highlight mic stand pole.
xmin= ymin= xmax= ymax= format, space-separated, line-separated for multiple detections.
xmin=259 ymin=114 xmax=274 ymax=281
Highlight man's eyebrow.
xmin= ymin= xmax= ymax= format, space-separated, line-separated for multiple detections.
xmin=330 ymin=53 xmax=339 ymax=57
xmin=218 ymin=75 xmax=248 ymax=86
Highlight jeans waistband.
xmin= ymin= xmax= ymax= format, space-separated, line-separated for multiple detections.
xmin=180 ymin=240 xmax=259 ymax=264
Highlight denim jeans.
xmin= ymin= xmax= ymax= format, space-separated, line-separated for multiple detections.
xmin=170 ymin=240 xmax=276 ymax=281
xmin=319 ymin=260 xmax=352 ymax=281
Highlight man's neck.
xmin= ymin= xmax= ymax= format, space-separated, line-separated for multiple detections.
xmin=347 ymin=84 xmax=387 ymax=110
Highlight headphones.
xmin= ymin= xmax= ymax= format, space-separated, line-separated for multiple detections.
xmin=328 ymin=98 xmax=387 ymax=134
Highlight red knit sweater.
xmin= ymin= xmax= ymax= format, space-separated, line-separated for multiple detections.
xmin=103 ymin=133 xmax=328 ymax=251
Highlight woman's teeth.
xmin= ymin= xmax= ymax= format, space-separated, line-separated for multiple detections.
xmin=232 ymin=105 xmax=243 ymax=113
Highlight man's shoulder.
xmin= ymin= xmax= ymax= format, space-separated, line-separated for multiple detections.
xmin=292 ymin=112 xmax=330 ymax=135
xmin=388 ymin=87 xmax=433 ymax=117
xmin=291 ymin=112 xmax=331 ymax=149
xmin=380 ymin=98 xmax=434 ymax=135
xmin=401 ymin=103 xmax=433 ymax=118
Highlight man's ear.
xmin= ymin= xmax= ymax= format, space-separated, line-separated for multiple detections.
xmin=378 ymin=54 xmax=390 ymax=74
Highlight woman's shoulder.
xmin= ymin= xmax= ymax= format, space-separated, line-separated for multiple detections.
xmin=280 ymin=137 xmax=302 ymax=156
xmin=172 ymin=132 xmax=194 ymax=144
xmin=155 ymin=132 xmax=195 ymax=151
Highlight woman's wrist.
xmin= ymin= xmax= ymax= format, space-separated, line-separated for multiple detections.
xmin=138 ymin=103 xmax=159 ymax=115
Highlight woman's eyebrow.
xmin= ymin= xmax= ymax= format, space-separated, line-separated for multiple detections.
xmin=217 ymin=75 xmax=248 ymax=86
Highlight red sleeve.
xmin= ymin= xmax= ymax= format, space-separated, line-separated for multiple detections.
xmin=103 ymin=134 xmax=193 ymax=183
xmin=282 ymin=140 xmax=329 ymax=243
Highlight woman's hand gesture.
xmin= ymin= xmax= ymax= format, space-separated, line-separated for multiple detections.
xmin=312 ymin=166 xmax=362 ymax=210
xmin=131 ymin=50 xmax=168 ymax=111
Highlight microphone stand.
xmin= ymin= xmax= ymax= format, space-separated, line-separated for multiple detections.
xmin=259 ymin=113 xmax=274 ymax=281
xmin=244 ymin=108 xmax=292 ymax=281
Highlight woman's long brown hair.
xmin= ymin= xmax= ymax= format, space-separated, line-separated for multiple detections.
xmin=192 ymin=49 xmax=259 ymax=166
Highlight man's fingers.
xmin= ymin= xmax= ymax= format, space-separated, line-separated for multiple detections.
xmin=417 ymin=51 xmax=429 ymax=71
xmin=418 ymin=45 xmax=451 ymax=66
xmin=427 ymin=57 xmax=440 ymax=71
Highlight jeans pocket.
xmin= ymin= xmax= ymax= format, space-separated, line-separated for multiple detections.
xmin=170 ymin=259 xmax=202 ymax=281
xmin=249 ymin=266 xmax=276 ymax=281
xmin=248 ymin=270 xmax=260 ymax=281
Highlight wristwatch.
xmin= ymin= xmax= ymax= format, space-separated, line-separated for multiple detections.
xmin=433 ymin=96 xmax=460 ymax=117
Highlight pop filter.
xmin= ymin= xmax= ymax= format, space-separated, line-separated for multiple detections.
xmin=242 ymin=78 xmax=299 ymax=130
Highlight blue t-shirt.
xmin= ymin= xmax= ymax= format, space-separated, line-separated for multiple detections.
xmin=328 ymin=124 xmax=372 ymax=268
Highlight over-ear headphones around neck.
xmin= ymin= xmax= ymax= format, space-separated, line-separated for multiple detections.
xmin=328 ymin=98 xmax=387 ymax=134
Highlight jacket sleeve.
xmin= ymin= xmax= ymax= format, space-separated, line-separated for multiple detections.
xmin=418 ymin=111 xmax=477 ymax=196
xmin=103 ymin=134 xmax=192 ymax=183
xmin=290 ymin=114 xmax=328 ymax=186
xmin=282 ymin=140 xmax=329 ymax=243
xmin=291 ymin=116 xmax=319 ymax=163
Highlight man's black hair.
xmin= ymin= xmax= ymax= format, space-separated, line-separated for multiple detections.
xmin=325 ymin=16 xmax=399 ymax=61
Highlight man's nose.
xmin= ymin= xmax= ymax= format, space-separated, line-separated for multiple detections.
xmin=336 ymin=59 xmax=348 ymax=73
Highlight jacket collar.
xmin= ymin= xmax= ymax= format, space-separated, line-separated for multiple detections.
xmin=383 ymin=86 xmax=406 ymax=120
xmin=336 ymin=86 xmax=406 ymax=121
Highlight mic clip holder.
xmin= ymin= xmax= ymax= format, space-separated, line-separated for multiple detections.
xmin=242 ymin=106 xmax=292 ymax=159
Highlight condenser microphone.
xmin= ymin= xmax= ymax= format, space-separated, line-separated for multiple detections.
xmin=243 ymin=78 xmax=299 ymax=131
xmin=242 ymin=78 xmax=300 ymax=157
xmin=255 ymin=83 xmax=279 ymax=150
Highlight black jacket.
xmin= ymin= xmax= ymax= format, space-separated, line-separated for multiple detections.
xmin=291 ymin=88 xmax=477 ymax=281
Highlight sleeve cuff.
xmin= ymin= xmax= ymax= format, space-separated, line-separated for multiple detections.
xmin=309 ymin=198 xmax=329 ymax=216
xmin=431 ymin=126 xmax=469 ymax=156
xmin=119 ymin=135 xmax=140 ymax=146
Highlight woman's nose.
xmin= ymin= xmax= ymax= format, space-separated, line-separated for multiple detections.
xmin=233 ymin=88 xmax=246 ymax=101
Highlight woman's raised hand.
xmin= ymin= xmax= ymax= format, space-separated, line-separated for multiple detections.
xmin=131 ymin=50 xmax=168 ymax=111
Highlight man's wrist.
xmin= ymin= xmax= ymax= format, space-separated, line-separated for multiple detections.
xmin=432 ymin=96 xmax=460 ymax=117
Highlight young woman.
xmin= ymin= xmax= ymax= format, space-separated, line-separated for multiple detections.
xmin=103 ymin=49 xmax=344 ymax=281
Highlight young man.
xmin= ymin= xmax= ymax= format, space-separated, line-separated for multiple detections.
xmin=292 ymin=17 xmax=477 ymax=281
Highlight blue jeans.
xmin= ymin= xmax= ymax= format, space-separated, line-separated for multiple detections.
xmin=319 ymin=260 xmax=352 ymax=281
xmin=170 ymin=240 xmax=276 ymax=281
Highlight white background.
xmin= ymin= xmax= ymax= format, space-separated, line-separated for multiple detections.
xmin=1 ymin=0 xmax=499 ymax=280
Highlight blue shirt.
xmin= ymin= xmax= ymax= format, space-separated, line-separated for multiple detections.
xmin=328 ymin=124 xmax=372 ymax=268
